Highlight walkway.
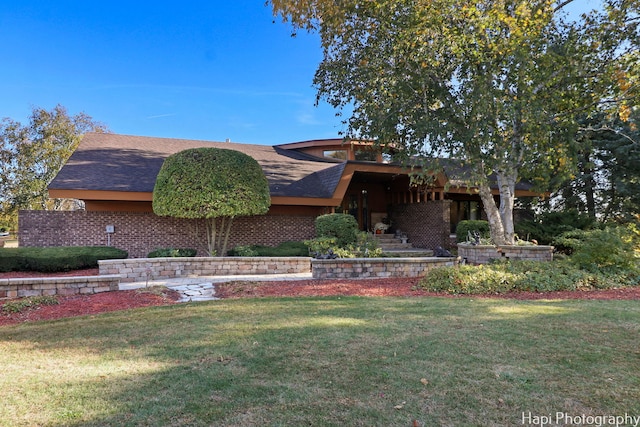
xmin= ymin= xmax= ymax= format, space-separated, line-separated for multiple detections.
xmin=118 ymin=272 xmax=313 ymax=302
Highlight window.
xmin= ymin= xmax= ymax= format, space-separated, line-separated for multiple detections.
xmin=323 ymin=150 xmax=348 ymax=160
xmin=354 ymin=150 xmax=377 ymax=161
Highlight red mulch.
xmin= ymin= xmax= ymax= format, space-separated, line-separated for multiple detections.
xmin=2 ymin=270 xmax=639 ymax=326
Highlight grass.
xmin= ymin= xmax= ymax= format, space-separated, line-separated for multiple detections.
xmin=1 ymin=296 xmax=639 ymax=426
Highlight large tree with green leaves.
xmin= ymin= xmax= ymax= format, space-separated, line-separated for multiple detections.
xmin=270 ymin=0 xmax=639 ymax=244
xmin=0 ymin=105 xmax=107 ymax=229
xmin=152 ymin=147 xmax=271 ymax=256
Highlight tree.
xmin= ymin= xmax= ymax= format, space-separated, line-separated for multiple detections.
xmin=270 ymin=0 xmax=639 ymax=244
xmin=555 ymin=111 xmax=640 ymax=221
xmin=0 ymin=105 xmax=108 ymax=228
xmin=152 ymin=147 xmax=271 ymax=256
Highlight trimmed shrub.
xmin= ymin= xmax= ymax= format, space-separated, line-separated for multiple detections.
xmin=455 ymin=220 xmax=490 ymax=243
xmin=315 ymin=213 xmax=359 ymax=247
xmin=227 ymin=241 xmax=309 ymax=257
xmin=147 ymin=248 xmax=197 ymax=258
xmin=0 ymin=246 xmax=128 ymax=273
xmin=227 ymin=245 xmax=259 ymax=257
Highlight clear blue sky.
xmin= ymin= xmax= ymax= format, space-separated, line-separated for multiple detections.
xmin=1 ymin=1 xmax=600 ymax=146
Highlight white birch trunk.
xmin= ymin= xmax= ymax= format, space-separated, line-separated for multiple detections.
xmin=496 ymin=169 xmax=517 ymax=245
xmin=477 ymin=182 xmax=507 ymax=246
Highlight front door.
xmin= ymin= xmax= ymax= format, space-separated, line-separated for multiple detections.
xmin=344 ymin=191 xmax=369 ymax=231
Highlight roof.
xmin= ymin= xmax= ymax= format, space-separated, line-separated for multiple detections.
xmin=49 ymin=133 xmax=541 ymax=203
xmin=48 ymin=133 xmax=346 ymax=199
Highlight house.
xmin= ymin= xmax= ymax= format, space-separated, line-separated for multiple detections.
xmin=18 ymin=133 xmax=541 ymax=257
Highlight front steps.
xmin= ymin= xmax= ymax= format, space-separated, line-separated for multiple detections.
xmin=372 ymin=233 xmax=434 ymax=257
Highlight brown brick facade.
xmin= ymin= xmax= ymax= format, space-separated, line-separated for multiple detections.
xmin=19 ymin=210 xmax=316 ymax=258
xmin=391 ymin=200 xmax=452 ymax=250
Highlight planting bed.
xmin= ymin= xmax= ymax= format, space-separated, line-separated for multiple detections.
xmin=1 ymin=269 xmax=639 ymax=326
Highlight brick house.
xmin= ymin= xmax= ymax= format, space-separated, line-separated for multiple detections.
xmin=19 ymin=133 xmax=540 ymax=257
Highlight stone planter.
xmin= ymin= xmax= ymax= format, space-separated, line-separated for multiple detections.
xmin=458 ymin=243 xmax=553 ymax=264
xmin=311 ymin=257 xmax=458 ymax=279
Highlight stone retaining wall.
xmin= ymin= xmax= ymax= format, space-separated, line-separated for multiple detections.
xmin=458 ymin=244 xmax=554 ymax=264
xmin=311 ymin=257 xmax=458 ymax=279
xmin=99 ymin=257 xmax=312 ymax=283
xmin=0 ymin=275 xmax=120 ymax=299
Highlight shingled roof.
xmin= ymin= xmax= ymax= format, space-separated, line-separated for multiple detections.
xmin=48 ymin=133 xmax=346 ymax=199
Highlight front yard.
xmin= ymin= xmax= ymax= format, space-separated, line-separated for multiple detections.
xmin=1 ymin=295 xmax=638 ymax=426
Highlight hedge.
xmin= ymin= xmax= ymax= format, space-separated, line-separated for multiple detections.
xmin=0 ymin=246 xmax=128 ymax=273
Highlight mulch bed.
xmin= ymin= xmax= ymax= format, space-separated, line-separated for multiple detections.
xmin=2 ymin=270 xmax=639 ymax=326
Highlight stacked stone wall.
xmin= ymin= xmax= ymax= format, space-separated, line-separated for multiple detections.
xmin=311 ymin=257 xmax=457 ymax=279
xmin=458 ymin=244 xmax=554 ymax=264
xmin=99 ymin=257 xmax=311 ymax=283
xmin=19 ymin=210 xmax=315 ymax=258
xmin=0 ymin=275 xmax=120 ymax=299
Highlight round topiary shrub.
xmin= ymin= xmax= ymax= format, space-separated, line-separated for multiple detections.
xmin=315 ymin=213 xmax=359 ymax=247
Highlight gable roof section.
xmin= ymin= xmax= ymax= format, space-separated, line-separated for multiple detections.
xmin=48 ymin=133 xmax=347 ymax=201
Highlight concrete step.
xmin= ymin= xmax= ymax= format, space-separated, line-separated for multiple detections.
xmin=383 ymin=249 xmax=435 ymax=257
xmin=377 ymin=242 xmax=414 ymax=250
xmin=373 ymin=233 xmax=396 ymax=240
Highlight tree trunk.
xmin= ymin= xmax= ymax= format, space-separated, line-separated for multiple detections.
xmin=221 ymin=216 xmax=235 ymax=256
xmin=496 ymin=169 xmax=517 ymax=245
xmin=478 ymin=182 xmax=507 ymax=246
xmin=206 ymin=217 xmax=217 ymax=256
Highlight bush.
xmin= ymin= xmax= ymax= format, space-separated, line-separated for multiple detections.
xmin=1 ymin=295 xmax=59 ymax=314
xmin=417 ymin=259 xmax=638 ymax=295
xmin=306 ymin=232 xmax=383 ymax=258
xmin=0 ymin=246 xmax=128 ymax=273
xmin=227 ymin=241 xmax=309 ymax=257
xmin=147 ymin=248 xmax=197 ymax=258
xmin=227 ymin=245 xmax=259 ymax=257
xmin=304 ymin=237 xmax=338 ymax=257
xmin=515 ymin=210 xmax=595 ymax=245
xmin=455 ymin=220 xmax=491 ymax=243
xmin=315 ymin=213 xmax=359 ymax=247
xmin=554 ymin=226 xmax=640 ymax=274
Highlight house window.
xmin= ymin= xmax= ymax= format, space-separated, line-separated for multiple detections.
xmin=323 ymin=150 xmax=348 ymax=160
xmin=354 ymin=149 xmax=377 ymax=161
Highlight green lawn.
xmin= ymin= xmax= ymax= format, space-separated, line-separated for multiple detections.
xmin=1 ymin=296 xmax=639 ymax=426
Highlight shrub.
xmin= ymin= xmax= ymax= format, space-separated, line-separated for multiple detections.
xmin=227 ymin=245 xmax=259 ymax=257
xmin=416 ymin=259 xmax=638 ymax=295
xmin=455 ymin=220 xmax=490 ymax=243
xmin=554 ymin=226 xmax=640 ymax=274
xmin=305 ymin=237 xmax=338 ymax=257
xmin=227 ymin=241 xmax=309 ymax=257
xmin=515 ymin=210 xmax=595 ymax=245
xmin=0 ymin=246 xmax=128 ymax=273
xmin=147 ymin=248 xmax=197 ymax=258
xmin=315 ymin=213 xmax=359 ymax=247
xmin=306 ymin=233 xmax=382 ymax=258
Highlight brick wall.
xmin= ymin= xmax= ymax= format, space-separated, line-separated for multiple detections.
xmin=19 ymin=210 xmax=316 ymax=258
xmin=391 ymin=200 xmax=452 ymax=250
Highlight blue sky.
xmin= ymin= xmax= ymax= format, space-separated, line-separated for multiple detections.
xmin=1 ymin=1 xmax=600 ymax=146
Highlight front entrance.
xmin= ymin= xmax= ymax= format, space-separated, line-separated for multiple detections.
xmin=341 ymin=190 xmax=370 ymax=231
